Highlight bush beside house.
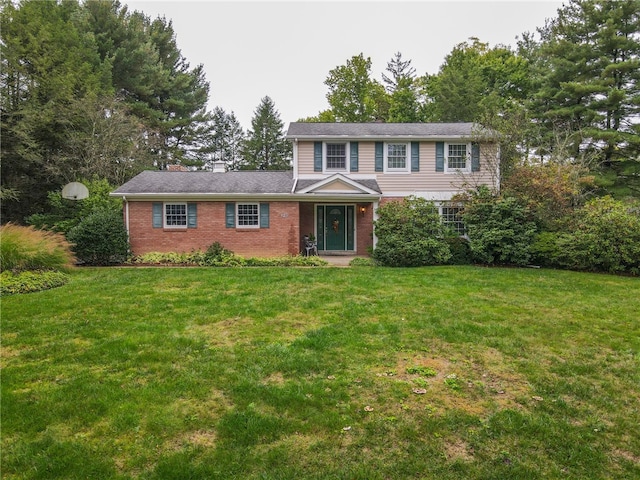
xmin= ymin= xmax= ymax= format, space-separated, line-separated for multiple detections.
xmin=67 ymin=209 xmax=130 ymax=265
xmin=372 ymin=196 xmax=452 ymax=267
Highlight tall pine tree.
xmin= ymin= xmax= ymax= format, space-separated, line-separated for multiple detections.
xmin=200 ymin=107 xmax=245 ymax=171
xmin=242 ymin=97 xmax=291 ymax=170
xmin=526 ymin=0 xmax=640 ymax=188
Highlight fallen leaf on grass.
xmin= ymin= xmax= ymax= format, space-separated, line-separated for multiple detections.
xmin=413 ymin=388 xmax=427 ymax=395
xmin=364 ymin=406 xmax=374 ymax=412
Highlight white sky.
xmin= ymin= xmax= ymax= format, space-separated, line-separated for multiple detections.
xmin=123 ymin=0 xmax=563 ymax=130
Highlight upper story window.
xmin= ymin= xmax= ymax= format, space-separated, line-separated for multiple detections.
xmin=314 ymin=141 xmax=357 ymax=173
xmin=446 ymin=143 xmax=470 ymax=172
xmin=385 ymin=143 xmax=409 ymax=172
xmin=325 ymin=143 xmax=347 ymax=171
xmin=165 ymin=203 xmax=187 ymax=227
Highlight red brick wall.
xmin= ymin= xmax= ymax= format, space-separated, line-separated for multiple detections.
xmin=126 ymin=201 xmax=300 ymax=257
xmin=356 ymin=202 xmax=374 ymax=255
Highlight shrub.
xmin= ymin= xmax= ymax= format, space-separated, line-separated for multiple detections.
xmin=462 ymin=188 xmax=537 ymax=266
xmin=244 ymin=255 xmax=327 ymax=267
xmin=373 ymin=196 xmax=452 ymax=267
xmin=0 ymin=270 xmax=70 ymax=295
xmin=530 ymin=232 xmax=565 ymax=268
xmin=201 ymin=242 xmax=242 ymax=266
xmin=445 ymin=236 xmax=473 ymax=265
xmin=67 ymin=209 xmax=129 ymax=265
xmin=133 ymin=250 xmax=328 ymax=267
xmin=373 ymin=235 xmax=451 ymax=267
xmin=534 ymin=197 xmax=640 ymax=274
xmin=503 ymin=163 xmax=594 ymax=231
xmin=568 ymin=196 xmax=640 ymax=274
xmin=0 ymin=223 xmax=76 ymax=272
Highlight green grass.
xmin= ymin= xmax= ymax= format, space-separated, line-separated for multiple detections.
xmin=2 ymin=266 xmax=639 ymax=479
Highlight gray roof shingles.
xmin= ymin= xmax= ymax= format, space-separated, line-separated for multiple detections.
xmin=286 ymin=122 xmax=478 ymax=139
xmin=113 ymin=170 xmax=295 ymax=195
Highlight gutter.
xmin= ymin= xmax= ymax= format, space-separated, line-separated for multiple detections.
xmin=111 ymin=191 xmax=382 ymax=203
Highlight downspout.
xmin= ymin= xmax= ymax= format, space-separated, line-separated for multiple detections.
xmin=372 ymin=199 xmax=380 ymax=249
xmin=122 ymin=196 xmax=130 ymax=240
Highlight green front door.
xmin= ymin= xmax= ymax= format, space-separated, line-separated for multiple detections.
xmin=326 ymin=206 xmax=346 ymax=250
xmin=316 ymin=205 xmax=355 ymax=252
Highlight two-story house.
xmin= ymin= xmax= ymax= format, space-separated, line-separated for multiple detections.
xmin=111 ymin=122 xmax=498 ymax=257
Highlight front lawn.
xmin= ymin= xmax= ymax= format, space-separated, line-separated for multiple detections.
xmin=2 ymin=266 xmax=639 ymax=479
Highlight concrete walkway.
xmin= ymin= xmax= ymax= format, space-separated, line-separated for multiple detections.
xmin=319 ymin=255 xmax=360 ymax=266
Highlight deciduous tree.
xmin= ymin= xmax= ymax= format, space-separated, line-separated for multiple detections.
xmin=324 ymin=53 xmax=388 ymax=122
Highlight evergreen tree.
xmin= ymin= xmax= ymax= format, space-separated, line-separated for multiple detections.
xmin=383 ymin=52 xmax=422 ymax=122
xmin=200 ymin=107 xmax=245 ymax=171
xmin=0 ymin=0 xmax=108 ymax=222
xmin=242 ymin=97 xmax=291 ymax=170
xmin=382 ymin=51 xmax=417 ymax=93
xmin=524 ymin=0 xmax=640 ymax=197
xmin=0 ymin=0 xmax=213 ymax=222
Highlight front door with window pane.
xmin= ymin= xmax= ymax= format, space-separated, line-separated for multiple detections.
xmin=326 ymin=206 xmax=345 ymax=250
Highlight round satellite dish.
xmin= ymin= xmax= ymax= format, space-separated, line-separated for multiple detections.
xmin=61 ymin=182 xmax=89 ymax=200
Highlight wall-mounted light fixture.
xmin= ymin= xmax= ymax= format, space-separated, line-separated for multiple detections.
xmin=359 ymin=205 xmax=366 ymax=217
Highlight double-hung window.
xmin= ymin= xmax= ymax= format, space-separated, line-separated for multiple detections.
xmin=446 ymin=143 xmax=470 ymax=172
xmin=441 ymin=205 xmax=465 ymax=235
xmin=152 ymin=202 xmax=196 ymax=229
xmin=226 ymin=202 xmax=269 ymax=229
xmin=385 ymin=143 xmax=409 ymax=172
xmin=325 ymin=143 xmax=347 ymax=171
xmin=164 ymin=203 xmax=187 ymax=227
xmin=237 ymin=203 xmax=259 ymax=228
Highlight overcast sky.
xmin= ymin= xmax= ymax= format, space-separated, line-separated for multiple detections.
xmin=123 ymin=0 xmax=564 ymax=130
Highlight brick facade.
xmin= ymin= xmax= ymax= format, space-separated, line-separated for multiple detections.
xmin=126 ymin=201 xmax=301 ymax=257
xmin=126 ymin=200 xmax=374 ymax=258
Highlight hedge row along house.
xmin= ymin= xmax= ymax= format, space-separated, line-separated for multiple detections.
xmin=111 ymin=123 xmax=499 ymax=257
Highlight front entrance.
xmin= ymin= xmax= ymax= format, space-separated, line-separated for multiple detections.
xmin=316 ymin=205 xmax=355 ymax=252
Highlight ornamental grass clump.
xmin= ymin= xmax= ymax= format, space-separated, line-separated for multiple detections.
xmin=0 ymin=224 xmax=75 ymax=294
xmin=0 ymin=223 xmax=76 ymax=273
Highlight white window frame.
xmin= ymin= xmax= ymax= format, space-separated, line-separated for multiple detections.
xmin=440 ymin=204 xmax=466 ymax=236
xmin=236 ymin=202 xmax=260 ymax=228
xmin=445 ymin=142 xmax=471 ymax=173
xmin=164 ymin=202 xmax=188 ymax=228
xmin=384 ymin=142 xmax=410 ymax=173
xmin=324 ymin=142 xmax=350 ymax=173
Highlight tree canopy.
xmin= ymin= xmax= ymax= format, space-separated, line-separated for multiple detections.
xmin=3 ymin=0 xmax=640 ymax=228
xmin=1 ymin=0 xmax=210 ymax=222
